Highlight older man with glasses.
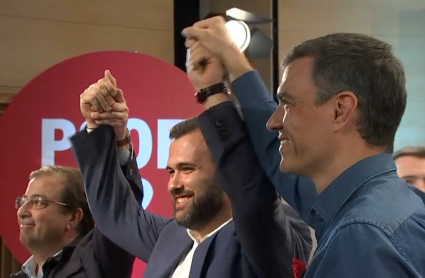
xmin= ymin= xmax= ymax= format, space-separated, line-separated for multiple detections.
xmin=12 ymin=164 xmax=141 ymax=278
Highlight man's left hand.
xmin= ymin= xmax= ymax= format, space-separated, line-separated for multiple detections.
xmin=90 ymin=89 xmax=129 ymax=141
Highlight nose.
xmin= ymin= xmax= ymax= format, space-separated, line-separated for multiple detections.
xmin=17 ymin=203 xmax=31 ymax=220
xmin=168 ymin=173 xmax=184 ymax=192
xmin=266 ymin=106 xmax=285 ymax=131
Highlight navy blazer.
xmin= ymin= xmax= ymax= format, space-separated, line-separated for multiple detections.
xmin=71 ymin=125 xmax=312 ymax=278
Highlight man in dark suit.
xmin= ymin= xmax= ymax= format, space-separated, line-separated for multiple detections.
xmin=70 ymin=70 xmax=312 ymax=277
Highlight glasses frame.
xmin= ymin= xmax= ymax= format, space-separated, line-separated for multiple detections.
xmin=15 ymin=196 xmax=73 ymax=210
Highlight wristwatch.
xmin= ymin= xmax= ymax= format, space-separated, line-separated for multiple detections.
xmin=195 ymin=82 xmax=228 ymax=104
xmin=117 ymin=129 xmax=131 ymax=147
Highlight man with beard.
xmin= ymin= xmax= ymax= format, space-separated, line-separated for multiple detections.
xmin=70 ymin=71 xmax=312 ymax=278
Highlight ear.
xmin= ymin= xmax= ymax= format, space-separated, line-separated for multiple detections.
xmin=68 ymin=208 xmax=84 ymax=230
xmin=332 ymin=91 xmax=358 ymax=132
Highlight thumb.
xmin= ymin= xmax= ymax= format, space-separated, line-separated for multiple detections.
xmin=104 ymin=70 xmax=117 ymax=87
xmin=113 ymin=89 xmax=125 ymax=103
xmin=182 ymin=27 xmax=208 ymax=41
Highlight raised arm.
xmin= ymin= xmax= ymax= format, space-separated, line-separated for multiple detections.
xmin=74 ymin=70 xmax=172 ymax=262
xmin=231 ymin=70 xmax=318 ymax=226
xmin=71 ymin=125 xmax=171 ymax=262
xmin=182 ymin=17 xmax=317 ymax=226
xmin=90 ymin=148 xmax=143 ymax=278
xmin=198 ymin=101 xmax=312 ymax=277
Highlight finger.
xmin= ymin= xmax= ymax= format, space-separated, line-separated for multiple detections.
xmin=185 ymin=38 xmax=197 ymax=48
xmin=193 ymin=16 xmax=225 ymax=28
xmin=81 ymin=89 xmax=103 ymax=113
xmin=105 ymin=70 xmax=117 ymax=87
xmin=92 ymin=84 xmax=111 ymax=111
xmin=182 ymin=26 xmax=208 ymax=41
xmin=91 ymin=111 xmax=127 ymax=121
xmin=113 ymin=89 xmax=126 ymax=103
xmin=110 ymin=101 xmax=128 ymax=112
xmin=100 ymin=80 xmax=117 ymax=106
xmin=94 ymin=119 xmax=121 ymax=125
xmin=91 ymin=102 xmax=128 ymax=117
xmin=190 ymin=46 xmax=212 ymax=71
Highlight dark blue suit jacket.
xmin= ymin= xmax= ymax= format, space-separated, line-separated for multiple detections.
xmin=70 ymin=125 xmax=312 ymax=278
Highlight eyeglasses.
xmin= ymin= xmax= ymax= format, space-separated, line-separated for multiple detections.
xmin=15 ymin=196 xmax=73 ymax=210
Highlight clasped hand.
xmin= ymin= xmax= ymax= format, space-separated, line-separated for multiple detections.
xmin=79 ymin=70 xmax=129 ymax=141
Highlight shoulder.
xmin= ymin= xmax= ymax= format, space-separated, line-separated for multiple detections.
xmin=342 ymin=179 xmax=424 ymax=234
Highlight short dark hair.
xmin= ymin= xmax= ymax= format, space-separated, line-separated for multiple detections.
xmin=393 ymin=146 xmax=425 ymax=160
xmin=29 ymin=166 xmax=95 ymax=236
xmin=169 ymin=117 xmax=199 ymax=140
xmin=282 ymin=33 xmax=406 ymax=152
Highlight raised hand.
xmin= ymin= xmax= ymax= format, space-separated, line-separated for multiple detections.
xmin=80 ymin=70 xmax=128 ymax=141
xmin=182 ymin=16 xmax=253 ymax=82
xmin=186 ymin=38 xmax=225 ymax=92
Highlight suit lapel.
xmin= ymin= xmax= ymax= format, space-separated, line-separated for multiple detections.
xmin=153 ymin=228 xmax=193 ymax=278
xmin=189 ymin=233 xmax=218 ymax=278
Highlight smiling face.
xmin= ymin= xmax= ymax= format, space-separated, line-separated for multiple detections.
xmin=17 ymin=175 xmax=73 ymax=248
xmin=166 ymin=129 xmax=226 ymax=230
xmin=266 ymin=57 xmax=338 ymax=178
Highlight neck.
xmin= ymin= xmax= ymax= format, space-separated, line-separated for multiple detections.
xmin=312 ymin=141 xmax=385 ymax=193
xmin=28 ymin=234 xmax=78 ymax=270
xmin=190 ymin=204 xmax=232 ymax=244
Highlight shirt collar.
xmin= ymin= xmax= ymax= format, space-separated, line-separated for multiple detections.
xmin=22 ymin=250 xmax=62 ymax=278
xmin=312 ymin=152 xmax=397 ymax=222
xmin=187 ymin=218 xmax=233 ymax=245
xmin=21 ymin=235 xmax=84 ymax=277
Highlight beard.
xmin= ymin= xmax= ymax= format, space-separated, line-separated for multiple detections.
xmin=172 ymin=182 xmax=225 ymax=230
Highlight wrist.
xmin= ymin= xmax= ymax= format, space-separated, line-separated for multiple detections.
xmin=117 ymin=143 xmax=131 ymax=153
xmin=86 ymin=121 xmax=98 ymax=129
xmin=204 ymin=93 xmax=230 ymax=109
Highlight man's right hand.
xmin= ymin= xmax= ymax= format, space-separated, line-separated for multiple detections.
xmin=80 ymin=70 xmax=119 ymax=128
xmin=182 ymin=16 xmax=254 ymax=81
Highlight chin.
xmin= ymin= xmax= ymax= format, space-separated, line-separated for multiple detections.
xmin=280 ymin=158 xmax=300 ymax=175
xmin=280 ymin=158 xmax=291 ymax=173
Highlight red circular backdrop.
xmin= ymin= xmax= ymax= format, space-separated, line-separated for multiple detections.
xmin=0 ymin=51 xmax=201 ymax=276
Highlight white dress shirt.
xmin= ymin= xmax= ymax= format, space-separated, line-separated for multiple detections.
xmin=170 ymin=218 xmax=233 ymax=278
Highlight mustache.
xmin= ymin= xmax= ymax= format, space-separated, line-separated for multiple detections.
xmin=170 ymin=188 xmax=194 ymax=198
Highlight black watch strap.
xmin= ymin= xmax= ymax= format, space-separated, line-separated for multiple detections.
xmin=195 ymin=83 xmax=227 ymax=104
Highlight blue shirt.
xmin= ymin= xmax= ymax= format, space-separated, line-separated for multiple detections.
xmin=231 ymin=70 xmax=425 ymax=277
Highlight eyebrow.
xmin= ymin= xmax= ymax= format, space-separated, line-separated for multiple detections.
xmin=276 ymin=90 xmax=295 ymax=101
xmin=166 ymin=162 xmax=197 ymax=171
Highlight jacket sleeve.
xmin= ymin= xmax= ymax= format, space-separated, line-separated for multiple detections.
xmin=231 ymin=70 xmax=318 ymax=227
xmin=198 ymin=101 xmax=312 ymax=277
xmin=90 ymin=148 xmax=144 ymax=278
xmin=70 ymin=125 xmax=172 ymax=263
